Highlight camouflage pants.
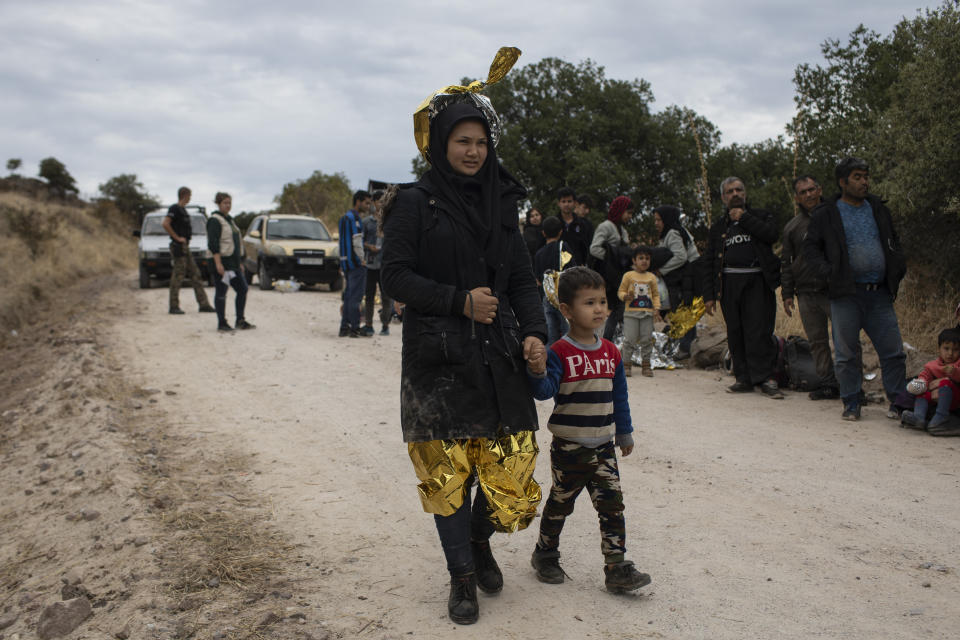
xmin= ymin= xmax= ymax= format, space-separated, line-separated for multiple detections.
xmin=169 ymin=242 xmax=210 ymax=310
xmin=537 ymin=438 xmax=626 ymax=564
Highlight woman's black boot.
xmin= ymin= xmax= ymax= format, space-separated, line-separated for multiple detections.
xmin=447 ymin=572 xmax=479 ymax=624
xmin=471 ymin=540 xmax=503 ymax=594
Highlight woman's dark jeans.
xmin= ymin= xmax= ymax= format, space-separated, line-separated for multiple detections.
xmin=434 ymin=478 xmax=495 ymax=575
xmin=214 ymin=270 xmax=248 ymax=326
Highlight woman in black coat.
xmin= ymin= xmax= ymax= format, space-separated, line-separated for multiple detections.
xmin=522 ymin=207 xmax=545 ymax=258
xmin=381 ymin=99 xmax=547 ymax=625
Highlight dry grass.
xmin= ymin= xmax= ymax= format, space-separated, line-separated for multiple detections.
xmin=0 ymin=192 xmax=136 ymax=336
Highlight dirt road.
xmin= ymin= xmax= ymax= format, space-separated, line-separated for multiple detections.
xmin=108 ymin=278 xmax=959 ymax=639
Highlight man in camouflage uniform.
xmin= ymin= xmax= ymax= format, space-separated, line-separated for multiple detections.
xmin=162 ymin=186 xmax=214 ymax=315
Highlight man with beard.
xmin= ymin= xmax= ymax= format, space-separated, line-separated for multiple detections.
xmin=557 ymin=187 xmax=593 ymax=267
xmin=781 ymin=175 xmax=839 ymax=399
xmin=804 ymin=157 xmax=907 ymax=421
xmin=703 ymin=177 xmax=783 ymax=398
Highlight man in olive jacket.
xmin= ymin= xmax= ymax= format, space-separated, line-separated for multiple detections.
xmin=803 ymin=157 xmax=907 ymax=421
xmin=703 ymin=177 xmax=783 ymax=398
xmin=781 ymin=175 xmax=838 ymax=400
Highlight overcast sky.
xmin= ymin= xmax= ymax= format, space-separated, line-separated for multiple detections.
xmin=1 ymin=1 xmax=932 ymax=212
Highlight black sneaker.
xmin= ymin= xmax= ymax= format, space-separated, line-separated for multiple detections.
xmin=842 ymin=401 xmax=861 ymax=421
xmin=760 ymin=379 xmax=784 ymax=399
xmin=360 ymin=325 xmax=375 ymax=336
xmin=808 ymin=386 xmax=839 ymax=400
xmin=380 ymin=325 xmax=390 ymax=336
xmin=217 ymin=323 xmax=234 ymax=332
xmin=236 ymin=319 xmax=256 ymax=330
xmin=900 ymin=410 xmax=927 ymax=430
xmin=604 ymin=561 xmax=652 ymax=593
xmin=198 ymin=304 xmax=216 ymax=313
xmin=727 ymin=381 xmax=753 ymax=393
xmin=169 ymin=308 xmax=185 ymax=315
xmin=339 ymin=327 xmax=350 ymax=337
xmin=447 ymin=573 xmax=478 ymax=625
xmin=471 ymin=540 xmax=503 ymax=594
xmin=531 ymin=549 xmax=565 ymax=584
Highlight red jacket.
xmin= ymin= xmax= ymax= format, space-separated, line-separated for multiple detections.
xmin=918 ymin=357 xmax=960 ymax=385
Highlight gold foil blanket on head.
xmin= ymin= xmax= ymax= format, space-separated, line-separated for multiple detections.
xmin=413 ymin=46 xmax=521 ymax=162
xmin=666 ymin=296 xmax=705 ymax=339
xmin=408 ymin=430 xmax=540 ymax=533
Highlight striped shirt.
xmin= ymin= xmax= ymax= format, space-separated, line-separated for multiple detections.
xmin=529 ymin=335 xmax=633 ymax=448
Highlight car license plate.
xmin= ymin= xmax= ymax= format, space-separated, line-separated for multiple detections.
xmin=298 ymin=257 xmax=324 ymax=265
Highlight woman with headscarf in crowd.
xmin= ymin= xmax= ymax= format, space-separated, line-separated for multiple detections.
xmin=380 ymin=58 xmax=547 ymax=626
xmin=590 ymin=195 xmax=633 ymax=339
xmin=522 ymin=207 xmax=545 ymax=259
xmin=654 ymin=205 xmax=699 ymax=359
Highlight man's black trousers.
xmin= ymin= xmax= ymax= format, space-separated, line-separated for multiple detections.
xmin=720 ymin=272 xmax=777 ymax=385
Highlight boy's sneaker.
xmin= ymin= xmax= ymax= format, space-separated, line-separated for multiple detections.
xmin=198 ymin=304 xmax=216 ymax=313
xmin=885 ymin=403 xmax=900 ymax=419
xmin=727 ymin=381 xmax=753 ymax=393
xmin=471 ymin=540 xmax=503 ymax=594
xmin=900 ymin=410 xmax=927 ymax=430
xmin=217 ymin=323 xmax=234 ymax=332
xmin=236 ymin=319 xmax=256 ymax=330
xmin=604 ymin=561 xmax=651 ymax=593
xmin=360 ymin=325 xmax=375 ymax=336
xmin=841 ymin=401 xmax=861 ymax=421
xmin=531 ymin=549 xmax=565 ymax=584
xmin=447 ymin=572 xmax=478 ymax=625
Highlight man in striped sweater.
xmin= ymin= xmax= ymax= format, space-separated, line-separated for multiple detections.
xmin=527 ymin=266 xmax=652 ymax=594
xmin=338 ymin=190 xmax=372 ymax=337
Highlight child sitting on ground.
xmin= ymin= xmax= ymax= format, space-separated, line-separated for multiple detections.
xmin=525 ymin=266 xmax=652 ymax=594
xmin=902 ymin=328 xmax=960 ymax=430
xmin=617 ymin=246 xmax=661 ymax=377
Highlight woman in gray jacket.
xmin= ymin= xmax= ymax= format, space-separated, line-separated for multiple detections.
xmin=654 ymin=205 xmax=698 ymax=358
xmin=590 ymin=196 xmax=633 ymax=339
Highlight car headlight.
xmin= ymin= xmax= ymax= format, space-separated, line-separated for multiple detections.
xmin=267 ymin=244 xmax=287 ymax=257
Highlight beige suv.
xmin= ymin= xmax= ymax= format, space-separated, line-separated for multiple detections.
xmin=241 ymin=214 xmax=341 ymax=290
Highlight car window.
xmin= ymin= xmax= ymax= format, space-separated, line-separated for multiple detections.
xmin=265 ymin=219 xmax=331 ymax=241
xmin=249 ymin=217 xmax=262 ymax=233
xmin=190 ymin=214 xmax=207 ymax=236
xmin=142 ymin=217 xmax=167 ymax=235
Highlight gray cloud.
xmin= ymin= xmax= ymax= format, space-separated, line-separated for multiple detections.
xmin=0 ymin=0 xmax=928 ymax=210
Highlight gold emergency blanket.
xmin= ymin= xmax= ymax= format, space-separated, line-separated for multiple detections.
xmin=542 ymin=248 xmax=574 ymax=310
xmin=665 ymin=296 xmax=705 ymax=339
xmin=413 ymin=46 xmax=521 ymax=162
xmin=408 ymin=431 xmax=541 ymax=533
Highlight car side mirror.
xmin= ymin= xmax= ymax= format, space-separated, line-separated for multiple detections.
xmin=248 ymin=230 xmax=261 ymax=239
xmin=133 ymin=230 xmax=141 ymax=237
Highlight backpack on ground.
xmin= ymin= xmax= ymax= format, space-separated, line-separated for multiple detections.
xmin=783 ymin=335 xmax=822 ymax=391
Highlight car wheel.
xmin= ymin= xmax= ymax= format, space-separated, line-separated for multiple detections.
xmin=139 ymin=264 xmax=150 ymax=289
xmin=258 ymin=261 xmax=274 ymax=291
xmin=244 ymin=266 xmax=255 ymax=284
xmin=329 ymin=274 xmax=343 ymax=292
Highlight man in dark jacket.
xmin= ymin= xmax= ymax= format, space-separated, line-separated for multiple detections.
xmin=803 ymin=157 xmax=907 ymax=421
xmin=703 ymin=177 xmax=783 ymax=398
xmin=782 ymin=175 xmax=839 ymax=400
xmin=557 ymin=187 xmax=593 ymax=268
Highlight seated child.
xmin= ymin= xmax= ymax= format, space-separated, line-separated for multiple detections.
xmin=525 ymin=266 xmax=652 ymax=594
xmin=902 ymin=328 xmax=960 ymax=430
xmin=617 ymin=246 xmax=661 ymax=377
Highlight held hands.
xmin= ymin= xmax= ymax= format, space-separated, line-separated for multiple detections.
xmin=463 ymin=287 xmax=499 ymax=324
xmin=524 ymin=336 xmax=546 ymax=374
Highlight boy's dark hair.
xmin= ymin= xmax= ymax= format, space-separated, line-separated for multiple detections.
xmin=576 ymin=194 xmax=592 ymax=208
xmin=353 ymin=190 xmax=371 ymax=205
xmin=177 ymin=186 xmax=191 ymax=199
xmin=938 ymin=328 xmax=960 ymax=346
xmin=541 ymin=215 xmax=563 ymax=238
xmin=632 ymin=245 xmax=652 ymax=259
xmin=792 ymin=174 xmax=819 ymax=192
xmin=558 ymin=266 xmax=605 ymax=305
xmin=557 ymin=186 xmax=576 ymax=200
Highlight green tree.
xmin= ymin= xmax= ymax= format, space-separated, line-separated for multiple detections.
xmin=38 ymin=157 xmax=78 ymax=195
xmin=274 ymin=171 xmax=352 ymax=231
xmin=6 ymin=158 xmax=21 ymax=174
xmin=98 ymin=174 xmax=161 ymax=223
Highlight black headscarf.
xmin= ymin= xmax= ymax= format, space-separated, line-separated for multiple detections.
xmin=654 ymin=205 xmax=692 ymax=248
xmin=421 ymin=102 xmax=523 ymax=267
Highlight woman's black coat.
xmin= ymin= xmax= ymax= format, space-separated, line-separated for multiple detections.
xmin=381 ymin=182 xmax=548 ymax=443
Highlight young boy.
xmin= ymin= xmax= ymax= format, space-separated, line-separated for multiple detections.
xmin=525 ymin=266 xmax=652 ymax=594
xmin=534 ymin=215 xmax=575 ymax=346
xmin=618 ymin=246 xmax=661 ymax=377
xmin=902 ymin=328 xmax=960 ymax=430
